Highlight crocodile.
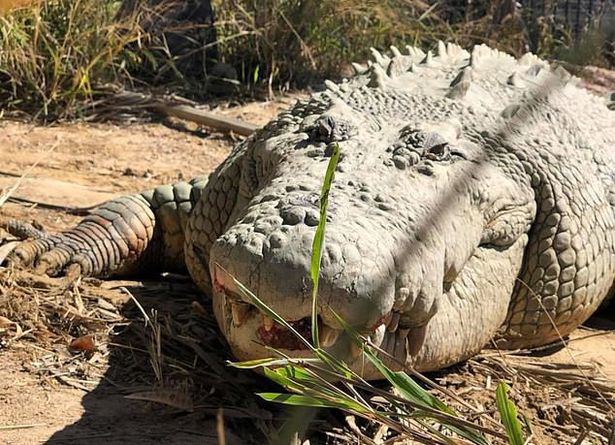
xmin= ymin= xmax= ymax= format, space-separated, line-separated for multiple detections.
xmin=4 ymin=43 xmax=615 ymax=378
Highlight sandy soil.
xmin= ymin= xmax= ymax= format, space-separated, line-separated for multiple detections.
xmin=0 ymin=97 xmax=298 ymax=445
xmin=0 ymin=349 xmax=243 ymax=445
xmin=0 ymin=90 xmax=613 ymax=445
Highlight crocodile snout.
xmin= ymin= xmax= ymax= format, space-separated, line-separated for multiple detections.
xmin=207 ymin=192 xmax=450 ymax=372
xmin=211 ymin=204 xmax=394 ymax=360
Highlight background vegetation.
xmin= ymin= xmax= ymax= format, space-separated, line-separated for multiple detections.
xmin=0 ymin=0 xmax=141 ymax=118
xmin=213 ymin=0 xmax=525 ymax=88
xmin=0 ymin=0 xmax=612 ymax=118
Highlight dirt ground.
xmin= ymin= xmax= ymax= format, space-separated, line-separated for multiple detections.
xmin=0 ymin=86 xmax=614 ymax=445
xmin=0 ymin=97 xmax=299 ymax=445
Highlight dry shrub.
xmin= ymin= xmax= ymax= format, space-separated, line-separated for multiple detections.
xmin=0 ymin=0 xmax=144 ymax=119
xmin=213 ymin=0 xmax=528 ymax=89
xmin=0 ymin=0 xmax=610 ymax=117
xmin=117 ymin=0 xmax=221 ymax=95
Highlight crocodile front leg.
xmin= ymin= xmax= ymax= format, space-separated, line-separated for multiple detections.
xmin=5 ymin=178 xmax=209 ymax=278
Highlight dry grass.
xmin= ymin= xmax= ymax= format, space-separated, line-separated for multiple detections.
xmin=322 ymin=350 xmax=615 ymax=444
xmin=0 ymin=0 xmax=611 ymax=118
xmin=440 ymin=354 xmax=615 ymax=444
xmin=212 ymin=0 xmax=529 ymax=89
xmin=212 ymin=0 xmax=612 ymax=91
xmin=0 ymin=0 xmax=146 ymax=119
xmin=0 ymin=266 xmax=278 ymax=439
xmin=0 ymin=263 xmax=613 ymax=444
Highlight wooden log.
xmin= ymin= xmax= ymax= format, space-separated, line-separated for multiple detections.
xmin=151 ymin=102 xmax=259 ymax=136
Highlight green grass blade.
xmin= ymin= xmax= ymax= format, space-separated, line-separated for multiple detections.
xmin=263 ymin=366 xmax=350 ymax=403
xmin=258 ymin=392 xmax=370 ymax=414
xmin=229 ymin=357 xmax=321 ymax=369
xmin=330 ymin=312 xmax=446 ymax=408
xmin=495 ymin=382 xmax=525 ymax=445
xmin=331 ymin=311 xmax=491 ymax=445
xmin=263 ymin=367 xmax=312 ymax=394
xmin=310 ymin=142 xmax=341 ymax=348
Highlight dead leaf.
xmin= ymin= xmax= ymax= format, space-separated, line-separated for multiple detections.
xmin=0 ymin=241 xmax=19 ymax=265
xmin=68 ymin=335 xmax=96 ymax=353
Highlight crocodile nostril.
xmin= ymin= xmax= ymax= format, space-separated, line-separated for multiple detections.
xmin=280 ymin=207 xmax=305 ymax=225
xmin=268 ymin=232 xmax=287 ymax=249
xmin=304 ymin=209 xmax=320 ymax=226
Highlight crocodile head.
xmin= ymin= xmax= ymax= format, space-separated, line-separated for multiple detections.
xmin=208 ymin=91 xmax=536 ymax=376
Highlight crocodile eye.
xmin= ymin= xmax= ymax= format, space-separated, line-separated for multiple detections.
xmin=424 ymin=135 xmax=451 ymax=161
xmin=423 ymin=132 xmax=447 ymax=149
xmin=427 ymin=142 xmax=449 ymax=157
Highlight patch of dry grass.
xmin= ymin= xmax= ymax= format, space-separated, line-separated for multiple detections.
xmin=213 ymin=0 xmax=528 ymax=89
xmin=0 ymin=0 xmax=147 ymax=119
xmin=0 ymin=266 xmax=278 ymax=441
xmin=0 ymin=0 xmax=610 ymax=118
xmin=1 ymin=264 xmax=613 ymax=444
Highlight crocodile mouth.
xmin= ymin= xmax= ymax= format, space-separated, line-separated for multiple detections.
xmin=256 ymin=317 xmax=313 ymax=350
xmin=214 ymin=280 xmax=341 ymax=351
xmin=212 ymin=264 xmax=392 ymax=353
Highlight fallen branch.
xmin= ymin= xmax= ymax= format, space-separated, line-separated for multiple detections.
xmin=4 ymin=196 xmax=95 ymax=215
xmin=152 ymin=102 xmax=259 ymax=136
xmin=92 ymin=89 xmax=259 ymax=136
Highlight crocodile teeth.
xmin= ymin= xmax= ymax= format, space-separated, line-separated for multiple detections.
xmin=231 ymin=302 xmax=251 ymax=326
xmin=350 ymin=342 xmax=363 ymax=360
xmin=386 ymin=311 xmax=400 ymax=332
xmin=262 ymin=315 xmax=275 ymax=332
xmin=320 ymin=325 xmax=341 ymax=347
